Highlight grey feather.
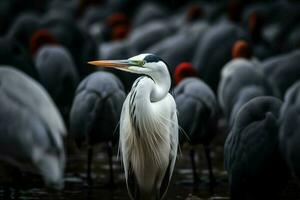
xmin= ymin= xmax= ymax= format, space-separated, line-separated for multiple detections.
xmin=174 ymin=78 xmax=219 ymax=144
xmin=0 ymin=66 xmax=66 ymax=189
xmin=70 ymin=71 xmax=126 ymax=146
xmin=279 ymin=81 xmax=300 ymax=182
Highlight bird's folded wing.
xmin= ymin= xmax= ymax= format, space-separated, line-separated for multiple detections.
xmin=159 ymin=98 xmax=178 ymax=199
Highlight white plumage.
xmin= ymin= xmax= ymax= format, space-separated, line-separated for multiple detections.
xmin=120 ymin=77 xmax=178 ymax=199
xmin=88 ymin=53 xmax=178 ymax=200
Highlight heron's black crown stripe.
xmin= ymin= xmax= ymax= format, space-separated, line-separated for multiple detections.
xmin=144 ymin=54 xmax=162 ymax=63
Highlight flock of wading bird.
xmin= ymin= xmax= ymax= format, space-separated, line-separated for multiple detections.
xmin=0 ymin=0 xmax=300 ymax=199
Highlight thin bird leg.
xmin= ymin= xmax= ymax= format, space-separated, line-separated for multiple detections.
xmin=87 ymin=146 xmax=93 ymax=185
xmin=189 ymin=148 xmax=200 ymax=187
xmin=107 ymin=141 xmax=115 ymax=187
xmin=203 ymin=145 xmax=216 ymax=194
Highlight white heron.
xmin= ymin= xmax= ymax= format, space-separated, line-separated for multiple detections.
xmin=89 ymin=53 xmax=179 ymax=200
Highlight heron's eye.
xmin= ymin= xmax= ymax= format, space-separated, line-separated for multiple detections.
xmin=136 ymin=60 xmax=146 ymax=66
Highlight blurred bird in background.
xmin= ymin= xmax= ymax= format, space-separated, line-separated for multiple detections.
xmin=34 ymin=45 xmax=80 ymax=124
xmin=174 ymin=62 xmax=219 ymax=193
xmin=70 ymin=71 xmax=125 ymax=185
xmin=0 ymin=66 xmax=66 ymax=189
xmin=279 ymin=81 xmax=300 ymax=183
xmin=225 ymin=96 xmax=289 ymax=200
xmin=218 ymin=40 xmax=276 ymax=126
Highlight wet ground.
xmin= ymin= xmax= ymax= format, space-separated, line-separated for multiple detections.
xmin=0 ymin=127 xmax=230 ymax=200
xmin=1 ymin=125 xmax=300 ymax=200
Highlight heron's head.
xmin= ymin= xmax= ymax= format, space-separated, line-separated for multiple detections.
xmin=88 ymin=53 xmax=169 ymax=76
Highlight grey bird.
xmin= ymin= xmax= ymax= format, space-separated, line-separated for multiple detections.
xmin=147 ymin=22 xmax=208 ymax=75
xmin=0 ymin=66 xmax=66 ymax=189
xmin=132 ymin=2 xmax=167 ymax=28
xmin=34 ymin=45 xmax=80 ymax=124
xmin=128 ymin=20 xmax=175 ymax=56
xmin=0 ymin=36 xmax=39 ymax=80
xmin=225 ymin=96 xmax=289 ymax=200
xmin=174 ymin=77 xmax=219 ymax=192
xmin=260 ymin=50 xmax=300 ymax=98
xmin=40 ymin=14 xmax=98 ymax=79
xmin=218 ymin=58 xmax=275 ymax=125
xmin=7 ymin=12 xmax=40 ymax=52
xmin=279 ymin=81 xmax=300 ymax=183
xmin=70 ymin=71 xmax=126 ymax=185
xmin=193 ymin=22 xmax=248 ymax=91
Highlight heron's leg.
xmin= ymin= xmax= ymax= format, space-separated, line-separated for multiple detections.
xmin=203 ymin=145 xmax=216 ymax=194
xmin=189 ymin=148 xmax=200 ymax=186
xmin=107 ymin=141 xmax=115 ymax=187
xmin=87 ymin=146 xmax=93 ymax=185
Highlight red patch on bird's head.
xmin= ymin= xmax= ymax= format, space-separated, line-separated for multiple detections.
xmin=30 ymin=29 xmax=57 ymax=56
xmin=174 ymin=62 xmax=198 ymax=85
xmin=106 ymin=13 xmax=129 ymax=28
xmin=187 ymin=5 xmax=203 ymax=22
xmin=112 ymin=25 xmax=130 ymax=41
xmin=232 ymin=40 xmax=252 ymax=59
xmin=105 ymin=13 xmax=130 ymax=41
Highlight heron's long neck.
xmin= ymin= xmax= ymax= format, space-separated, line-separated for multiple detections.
xmin=149 ymin=70 xmax=171 ymax=102
xmin=129 ymin=71 xmax=170 ymax=127
xmin=129 ymin=70 xmax=170 ymax=129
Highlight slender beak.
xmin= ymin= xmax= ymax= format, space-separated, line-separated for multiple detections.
xmin=88 ymin=59 xmax=142 ymax=71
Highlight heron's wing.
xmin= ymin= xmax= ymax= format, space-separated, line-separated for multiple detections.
xmin=159 ymin=94 xmax=178 ymax=199
xmin=119 ymin=94 xmax=137 ymax=199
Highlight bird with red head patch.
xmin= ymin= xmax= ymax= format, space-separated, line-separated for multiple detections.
xmin=174 ymin=62 xmax=219 ymax=192
xmin=218 ymin=40 xmax=276 ymax=124
xmin=30 ymin=29 xmax=57 ymax=56
xmin=174 ymin=62 xmax=198 ymax=85
xmin=104 ymin=12 xmax=131 ymax=41
xmin=232 ymin=40 xmax=252 ymax=60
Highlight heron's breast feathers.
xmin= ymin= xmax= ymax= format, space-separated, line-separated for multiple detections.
xmin=120 ymin=93 xmax=175 ymax=176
